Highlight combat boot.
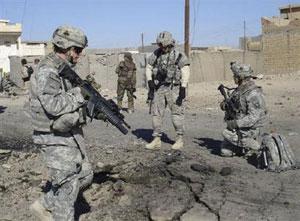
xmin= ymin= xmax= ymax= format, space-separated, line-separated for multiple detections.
xmin=145 ymin=137 xmax=161 ymax=150
xmin=128 ymin=101 xmax=134 ymax=114
xmin=30 ymin=200 xmax=53 ymax=221
xmin=172 ymin=136 xmax=184 ymax=150
xmin=220 ymin=148 xmax=235 ymax=157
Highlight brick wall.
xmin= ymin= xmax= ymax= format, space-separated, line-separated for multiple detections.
xmin=262 ymin=19 xmax=300 ymax=74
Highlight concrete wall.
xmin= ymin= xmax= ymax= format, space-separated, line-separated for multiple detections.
xmin=76 ymin=53 xmax=147 ymax=90
xmin=189 ymin=50 xmax=263 ymax=83
xmin=8 ymin=56 xmax=23 ymax=88
xmin=75 ymin=50 xmax=262 ymax=90
xmin=0 ymin=40 xmax=45 ymax=73
xmin=0 ymin=36 xmax=20 ymax=73
xmin=21 ymin=43 xmax=46 ymax=56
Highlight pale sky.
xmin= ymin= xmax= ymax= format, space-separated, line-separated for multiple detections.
xmin=0 ymin=0 xmax=296 ymax=48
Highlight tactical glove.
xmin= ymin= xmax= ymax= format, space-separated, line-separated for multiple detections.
xmin=95 ymin=111 xmax=107 ymax=121
xmin=220 ymin=100 xmax=226 ymax=111
xmin=226 ymin=120 xmax=238 ymax=130
xmin=79 ymin=87 xmax=90 ymax=100
xmin=176 ymin=87 xmax=186 ymax=106
xmin=147 ymin=80 xmax=155 ymax=102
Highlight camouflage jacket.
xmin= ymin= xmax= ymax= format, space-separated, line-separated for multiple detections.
xmin=148 ymin=48 xmax=189 ymax=85
xmin=115 ymin=60 xmax=136 ymax=87
xmin=30 ymin=52 xmax=85 ymax=145
xmin=227 ymin=80 xmax=267 ymax=129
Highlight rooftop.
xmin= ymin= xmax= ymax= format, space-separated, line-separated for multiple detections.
xmin=0 ymin=19 xmax=22 ymax=35
xmin=279 ymin=4 xmax=300 ymax=10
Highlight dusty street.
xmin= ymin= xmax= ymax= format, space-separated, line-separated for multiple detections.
xmin=0 ymin=72 xmax=300 ymax=221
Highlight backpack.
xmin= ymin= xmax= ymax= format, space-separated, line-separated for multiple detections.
xmin=258 ymin=133 xmax=297 ymax=172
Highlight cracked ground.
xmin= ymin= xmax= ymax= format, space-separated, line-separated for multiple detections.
xmin=0 ymin=72 xmax=300 ymax=221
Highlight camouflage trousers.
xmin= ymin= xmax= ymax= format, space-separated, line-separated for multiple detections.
xmin=221 ymin=127 xmax=261 ymax=155
xmin=150 ymin=85 xmax=185 ymax=137
xmin=39 ymin=131 xmax=93 ymax=221
xmin=117 ymin=83 xmax=134 ymax=110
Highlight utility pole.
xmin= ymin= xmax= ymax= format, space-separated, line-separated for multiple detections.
xmin=184 ymin=0 xmax=190 ymax=57
xmin=243 ymin=20 xmax=246 ymax=63
xmin=141 ymin=33 xmax=145 ymax=53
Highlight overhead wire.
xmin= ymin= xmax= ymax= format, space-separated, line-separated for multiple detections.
xmin=21 ymin=0 xmax=27 ymax=25
xmin=190 ymin=0 xmax=264 ymax=47
xmin=191 ymin=0 xmax=200 ymax=45
xmin=0 ymin=0 xmax=2 ymax=18
xmin=196 ymin=18 xmax=261 ymax=43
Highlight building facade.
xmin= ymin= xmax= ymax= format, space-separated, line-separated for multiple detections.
xmin=262 ymin=4 xmax=300 ymax=74
xmin=0 ymin=20 xmax=46 ymax=74
xmin=0 ymin=20 xmax=22 ymax=73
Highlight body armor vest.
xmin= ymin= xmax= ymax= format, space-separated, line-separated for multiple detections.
xmin=153 ymin=49 xmax=183 ymax=85
xmin=117 ymin=61 xmax=135 ymax=86
xmin=30 ymin=53 xmax=73 ymax=132
xmin=229 ymin=81 xmax=267 ymax=127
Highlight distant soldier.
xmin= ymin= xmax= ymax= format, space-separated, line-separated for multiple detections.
xmin=145 ymin=31 xmax=190 ymax=150
xmin=115 ymin=52 xmax=136 ymax=113
xmin=21 ymin=58 xmax=34 ymax=88
xmin=86 ymin=72 xmax=101 ymax=92
xmin=32 ymin=58 xmax=40 ymax=73
xmin=219 ymin=62 xmax=268 ymax=157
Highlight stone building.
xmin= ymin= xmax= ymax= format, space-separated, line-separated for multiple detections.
xmin=262 ymin=4 xmax=300 ymax=74
xmin=0 ymin=19 xmax=46 ymax=74
xmin=0 ymin=20 xmax=22 ymax=74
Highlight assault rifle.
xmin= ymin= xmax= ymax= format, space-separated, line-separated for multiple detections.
xmin=217 ymin=84 xmax=237 ymax=121
xmin=59 ymin=64 xmax=131 ymax=135
xmin=128 ymin=88 xmax=137 ymax=99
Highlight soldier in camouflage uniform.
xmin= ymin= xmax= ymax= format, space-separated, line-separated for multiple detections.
xmin=115 ymin=52 xmax=136 ymax=113
xmin=29 ymin=25 xmax=93 ymax=221
xmin=86 ymin=72 xmax=101 ymax=92
xmin=220 ymin=62 xmax=268 ymax=157
xmin=145 ymin=31 xmax=190 ymax=150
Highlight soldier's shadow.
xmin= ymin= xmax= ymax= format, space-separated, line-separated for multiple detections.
xmin=0 ymin=106 xmax=7 ymax=113
xmin=194 ymin=137 xmax=222 ymax=155
xmin=132 ymin=129 xmax=174 ymax=144
xmin=75 ymin=191 xmax=91 ymax=221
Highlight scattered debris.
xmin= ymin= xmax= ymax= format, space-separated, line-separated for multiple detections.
xmin=190 ymin=163 xmax=216 ymax=175
xmin=288 ymin=132 xmax=298 ymax=136
xmin=274 ymin=102 xmax=283 ymax=105
xmin=219 ymin=167 xmax=232 ymax=176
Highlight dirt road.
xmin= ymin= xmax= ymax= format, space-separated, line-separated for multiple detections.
xmin=0 ymin=72 xmax=299 ymax=221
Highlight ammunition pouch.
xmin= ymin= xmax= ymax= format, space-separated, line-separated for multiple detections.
xmin=154 ymin=68 xmax=182 ymax=89
xmin=52 ymin=108 xmax=86 ymax=133
xmin=154 ymin=69 xmax=167 ymax=86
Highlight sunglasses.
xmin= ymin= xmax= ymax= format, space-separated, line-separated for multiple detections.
xmin=73 ymin=47 xmax=83 ymax=54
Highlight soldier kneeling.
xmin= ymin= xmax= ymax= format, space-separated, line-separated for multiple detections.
xmin=219 ymin=62 xmax=268 ymax=157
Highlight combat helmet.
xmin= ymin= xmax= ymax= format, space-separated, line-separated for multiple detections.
xmin=124 ymin=52 xmax=132 ymax=59
xmin=52 ymin=25 xmax=88 ymax=49
xmin=156 ymin=31 xmax=175 ymax=47
xmin=230 ymin=61 xmax=254 ymax=79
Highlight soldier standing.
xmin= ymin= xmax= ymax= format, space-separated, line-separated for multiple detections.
xmin=220 ymin=62 xmax=268 ymax=157
xmin=32 ymin=58 xmax=40 ymax=73
xmin=115 ymin=52 xmax=136 ymax=113
xmin=145 ymin=31 xmax=190 ymax=150
xmin=29 ymin=25 xmax=94 ymax=221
